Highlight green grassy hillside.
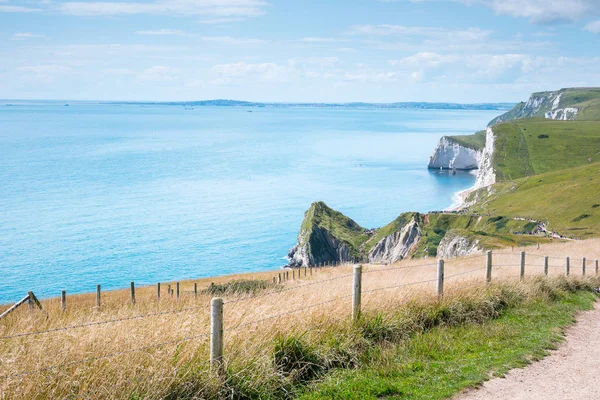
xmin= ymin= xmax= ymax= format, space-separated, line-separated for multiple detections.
xmin=468 ymin=162 xmax=600 ymax=238
xmin=447 ymin=130 xmax=486 ymax=151
xmin=296 ymin=202 xmax=546 ymax=262
xmin=491 ymin=119 xmax=600 ymax=181
xmin=489 ymin=88 xmax=600 ymax=125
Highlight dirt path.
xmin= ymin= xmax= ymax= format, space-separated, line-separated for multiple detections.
xmin=456 ymin=301 xmax=600 ymax=400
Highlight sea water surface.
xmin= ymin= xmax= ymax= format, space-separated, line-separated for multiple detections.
xmin=0 ymin=103 xmax=500 ymax=303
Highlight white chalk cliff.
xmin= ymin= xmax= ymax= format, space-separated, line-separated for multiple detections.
xmin=427 ymin=137 xmax=481 ymax=170
xmin=436 ymin=232 xmax=482 ymax=259
xmin=473 ymin=127 xmax=496 ymax=189
xmin=368 ymin=217 xmax=421 ymax=264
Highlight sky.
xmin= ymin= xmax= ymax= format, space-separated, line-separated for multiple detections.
xmin=0 ymin=0 xmax=599 ymax=103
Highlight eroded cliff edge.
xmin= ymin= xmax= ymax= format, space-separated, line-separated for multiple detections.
xmin=287 ymin=202 xmax=540 ymax=266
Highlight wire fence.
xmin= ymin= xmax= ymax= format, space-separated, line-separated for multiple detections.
xmin=1 ymin=250 xmax=598 ymax=384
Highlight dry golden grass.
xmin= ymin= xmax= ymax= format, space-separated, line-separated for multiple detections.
xmin=0 ymin=239 xmax=599 ymax=399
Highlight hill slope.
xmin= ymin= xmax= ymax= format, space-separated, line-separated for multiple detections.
xmin=489 ymin=88 xmax=600 ymax=125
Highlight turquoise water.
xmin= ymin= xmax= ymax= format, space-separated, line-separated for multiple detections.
xmin=0 ymin=103 xmax=499 ymax=303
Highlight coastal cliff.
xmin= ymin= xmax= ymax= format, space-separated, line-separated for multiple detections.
xmin=487 ymin=88 xmax=600 ymax=126
xmin=287 ymin=204 xmax=541 ymax=266
xmin=427 ymin=136 xmax=481 ymax=170
xmin=287 ymin=202 xmax=370 ymax=266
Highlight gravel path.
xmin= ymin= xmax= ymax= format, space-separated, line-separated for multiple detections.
xmin=456 ymin=301 xmax=600 ymax=400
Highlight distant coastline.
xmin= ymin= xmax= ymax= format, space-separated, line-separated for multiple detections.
xmin=2 ymin=99 xmax=515 ymax=111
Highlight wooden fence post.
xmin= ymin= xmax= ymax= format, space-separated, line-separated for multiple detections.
xmin=194 ymin=283 xmax=198 ymax=297
xmin=157 ymin=283 xmax=161 ymax=300
xmin=544 ymin=256 xmax=549 ymax=276
xmin=28 ymin=291 xmax=34 ymax=311
xmin=27 ymin=292 xmax=42 ymax=312
xmin=309 ymin=266 xmax=312 ymax=276
xmin=520 ymin=252 xmax=525 ymax=281
xmin=486 ymin=251 xmax=492 ymax=283
xmin=596 ymin=259 xmax=599 ymax=275
xmin=96 ymin=285 xmax=101 ymax=308
xmin=168 ymin=284 xmax=171 ymax=296
xmin=437 ymin=259 xmax=444 ymax=298
xmin=176 ymin=282 xmax=180 ymax=299
xmin=210 ymin=297 xmax=224 ymax=372
xmin=566 ymin=257 xmax=570 ymax=277
xmin=292 ymin=269 xmax=295 ymax=280
xmin=61 ymin=290 xmax=66 ymax=312
xmin=278 ymin=273 xmax=281 ymax=284
xmin=352 ymin=265 xmax=362 ymax=321
xmin=304 ymin=266 xmax=307 ymax=277
xmin=582 ymin=257 xmax=586 ymax=277
xmin=130 ymin=282 xmax=136 ymax=304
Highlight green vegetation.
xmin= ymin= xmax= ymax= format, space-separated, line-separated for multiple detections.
xmin=468 ymin=162 xmax=600 ymax=238
xmin=166 ymin=278 xmax=598 ymax=399
xmin=302 ymin=286 xmax=596 ymax=400
xmin=300 ymin=203 xmax=546 ymax=261
xmin=491 ymin=119 xmax=600 ymax=181
xmin=300 ymin=201 xmax=370 ymax=261
xmin=447 ymin=130 xmax=486 ymax=151
xmin=488 ymin=88 xmax=600 ymax=125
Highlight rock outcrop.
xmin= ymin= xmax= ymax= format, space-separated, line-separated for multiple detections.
xmin=436 ymin=230 xmax=482 ymax=259
xmin=286 ymin=201 xmax=370 ymax=267
xmin=427 ymin=137 xmax=481 ymax=170
xmin=368 ymin=216 xmax=420 ymax=263
xmin=488 ymin=89 xmax=581 ymax=126
xmin=473 ymin=127 xmax=496 ymax=189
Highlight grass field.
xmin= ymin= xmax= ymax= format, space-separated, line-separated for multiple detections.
xmin=491 ymin=119 xmax=600 ymax=181
xmin=468 ymin=162 xmax=600 ymax=238
xmin=301 ymin=291 xmax=596 ymax=399
xmin=1 ymin=239 xmax=599 ymax=399
xmin=447 ymin=130 xmax=486 ymax=151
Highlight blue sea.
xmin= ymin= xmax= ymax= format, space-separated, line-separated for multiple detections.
xmin=0 ymin=102 xmax=500 ymax=303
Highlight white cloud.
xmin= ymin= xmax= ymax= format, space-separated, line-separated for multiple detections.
xmin=58 ymin=0 xmax=267 ymax=19
xmin=12 ymin=32 xmax=46 ymax=40
xmin=487 ymin=0 xmax=594 ymax=23
xmin=18 ymin=64 xmax=72 ymax=83
xmin=406 ymin=0 xmax=599 ymax=24
xmin=584 ymin=19 xmax=600 ymax=33
xmin=199 ymin=17 xmax=244 ymax=24
xmin=211 ymin=62 xmax=292 ymax=85
xmin=0 ymin=2 xmax=41 ymax=12
xmin=19 ymin=65 xmax=72 ymax=73
xmin=135 ymin=29 xmax=193 ymax=37
xmin=299 ymin=37 xmax=349 ymax=43
xmin=199 ymin=36 xmax=267 ymax=46
xmin=137 ymin=66 xmax=181 ymax=83
xmin=348 ymin=24 xmax=492 ymax=41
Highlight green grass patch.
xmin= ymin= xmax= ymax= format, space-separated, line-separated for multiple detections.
xmin=447 ymin=130 xmax=486 ymax=151
xmin=469 ymin=162 xmax=600 ymax=238
xmin=301 ymin=284 xmax=597 ymax=400
xmin=164 ymin=278 xmax=598 ymax=399
xmin=492 ymin=119 xmax=600 ymax=181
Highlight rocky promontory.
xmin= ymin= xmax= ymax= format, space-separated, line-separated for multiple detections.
xmin=286 ymin=202 xmax=540 ymax=266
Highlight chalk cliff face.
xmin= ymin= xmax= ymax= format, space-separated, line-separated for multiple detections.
xmin=474 ymin=127 xmax=496 ymax=189
xmin=489 ymin=89 xmax=580 ymax=126
xmin=437 ymin=231 xmax=482 ymax=259
xmin=427 ymin=137 xmax=481 ymax=170
xmin=368 ymin=216 xmax=420 ymax=264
